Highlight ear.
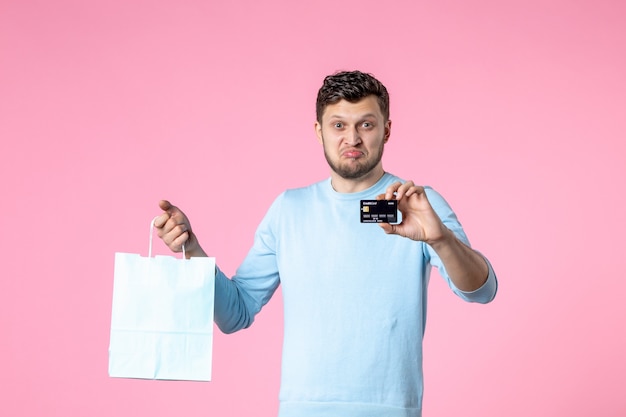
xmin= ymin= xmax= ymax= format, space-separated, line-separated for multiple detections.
xmin=315 ymin=121 xmax=323 ymax=145
xmin=384 ymin=120 xmax=392 ymax=143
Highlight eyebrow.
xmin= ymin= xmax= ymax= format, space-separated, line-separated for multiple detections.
xmin=327 ymin=113 xmax=378 ymax=120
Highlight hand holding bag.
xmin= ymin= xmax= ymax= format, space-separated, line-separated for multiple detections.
xmin=109 ymin=218 xmax=215 ymax=381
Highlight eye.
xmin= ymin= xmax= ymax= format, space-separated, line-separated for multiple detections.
xmin=361 ymin=121 xmax=374 ymax=129
xmin=334 ymin=122 xmax=344 ymax=129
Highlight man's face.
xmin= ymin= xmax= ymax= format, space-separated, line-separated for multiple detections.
xmin=315 ymin=95 xmax=391 ymax=181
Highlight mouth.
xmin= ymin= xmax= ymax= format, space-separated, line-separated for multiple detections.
xmin=342 ymin=149 xmax=364 ymax=159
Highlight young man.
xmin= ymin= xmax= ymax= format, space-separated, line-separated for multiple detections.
xmin=155 ymin=70 xmax=498 ymax=417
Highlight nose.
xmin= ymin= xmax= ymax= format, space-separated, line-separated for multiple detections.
xmin=344 ymin=127 xmax=361 ymax=146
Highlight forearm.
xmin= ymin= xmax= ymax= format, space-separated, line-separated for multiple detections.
xmin=213 ymin=268 xmax=255 ymax=333
xmin=429 ymin=228 xmax=489 ymax=292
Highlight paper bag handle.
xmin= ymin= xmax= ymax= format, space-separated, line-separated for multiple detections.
xmin=149 ymin=217 xmax=186 ymax=259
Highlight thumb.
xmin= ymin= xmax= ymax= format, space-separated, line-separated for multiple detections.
xmin=159 ymin=199 xmax=173 ymax=212
xmin=379 ymin=222 xmax=396 ymax=235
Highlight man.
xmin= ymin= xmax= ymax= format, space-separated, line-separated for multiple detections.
xmin=155 ymin=70 xmax=497 ymax=416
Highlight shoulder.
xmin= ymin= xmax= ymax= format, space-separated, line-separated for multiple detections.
xmin=282 ymin=178 xmax=329 ymax=200
xmin=265 ymin=178 xmax=329 ymax=214
xmin=423 ymin=186 xmax=449 ymax=207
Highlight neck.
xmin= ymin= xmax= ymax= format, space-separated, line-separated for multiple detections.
xmin=330 ymin=167 xmax=386 ymax=193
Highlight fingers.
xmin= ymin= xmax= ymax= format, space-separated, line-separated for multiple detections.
xmin=154 ymin=200 xmax=191 ymax=252
xmin=159 ymin=220 xmax=190 ymax=252
xmin=382 ymin=181 xmax=425 ymax=200
xmin=379 ymin=222 xmax=395 ymax=235
xmin=162 ymin=229 xmax=190 ymax=252
xmin=154 ymin=200 xmax=174 ymax=228
xmin=154 ymin=200 xmax=184 ymax=229
xmin=153 ymin=211 xmax=169 ymax=228
xmin=381 ymin=181 xmax=400 ymax=200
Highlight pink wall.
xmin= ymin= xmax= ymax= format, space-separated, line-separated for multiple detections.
xmin=2 ymin=0 xmax=625 ymax=415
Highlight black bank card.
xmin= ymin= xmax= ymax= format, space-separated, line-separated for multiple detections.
xmin=360 ymin=200 xmax=398 ymax=223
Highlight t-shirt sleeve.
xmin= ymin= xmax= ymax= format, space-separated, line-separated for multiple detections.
xmin=422 ymin=187 xmax=498 ymax=304
xmin=213 ymin=193 xmax=283 ymax=333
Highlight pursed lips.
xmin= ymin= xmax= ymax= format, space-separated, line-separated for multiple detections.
xmin=341 ymin=149 xmax=364 ymax=159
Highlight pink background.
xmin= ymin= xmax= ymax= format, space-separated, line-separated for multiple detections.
xmin=2 ymin=0 xmax=625 ymax=416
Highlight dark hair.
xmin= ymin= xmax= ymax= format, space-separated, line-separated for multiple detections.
xmin=316 ymin=70 xmax=390 ymax=123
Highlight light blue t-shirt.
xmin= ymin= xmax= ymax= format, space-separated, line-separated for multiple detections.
xmin=214 ymin=173 xmax=497 ymax=417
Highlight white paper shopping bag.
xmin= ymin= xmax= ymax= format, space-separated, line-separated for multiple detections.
xmin=109 ymin=219 xmax=215 ymax=381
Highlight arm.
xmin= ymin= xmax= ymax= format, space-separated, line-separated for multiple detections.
xmin=379 ymin=182 xmax=496 ymax=297
xmin=427 ymin=228 xmax=489 ymax=292
xmin=154 ymin=199 xmax=281 ymax=332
